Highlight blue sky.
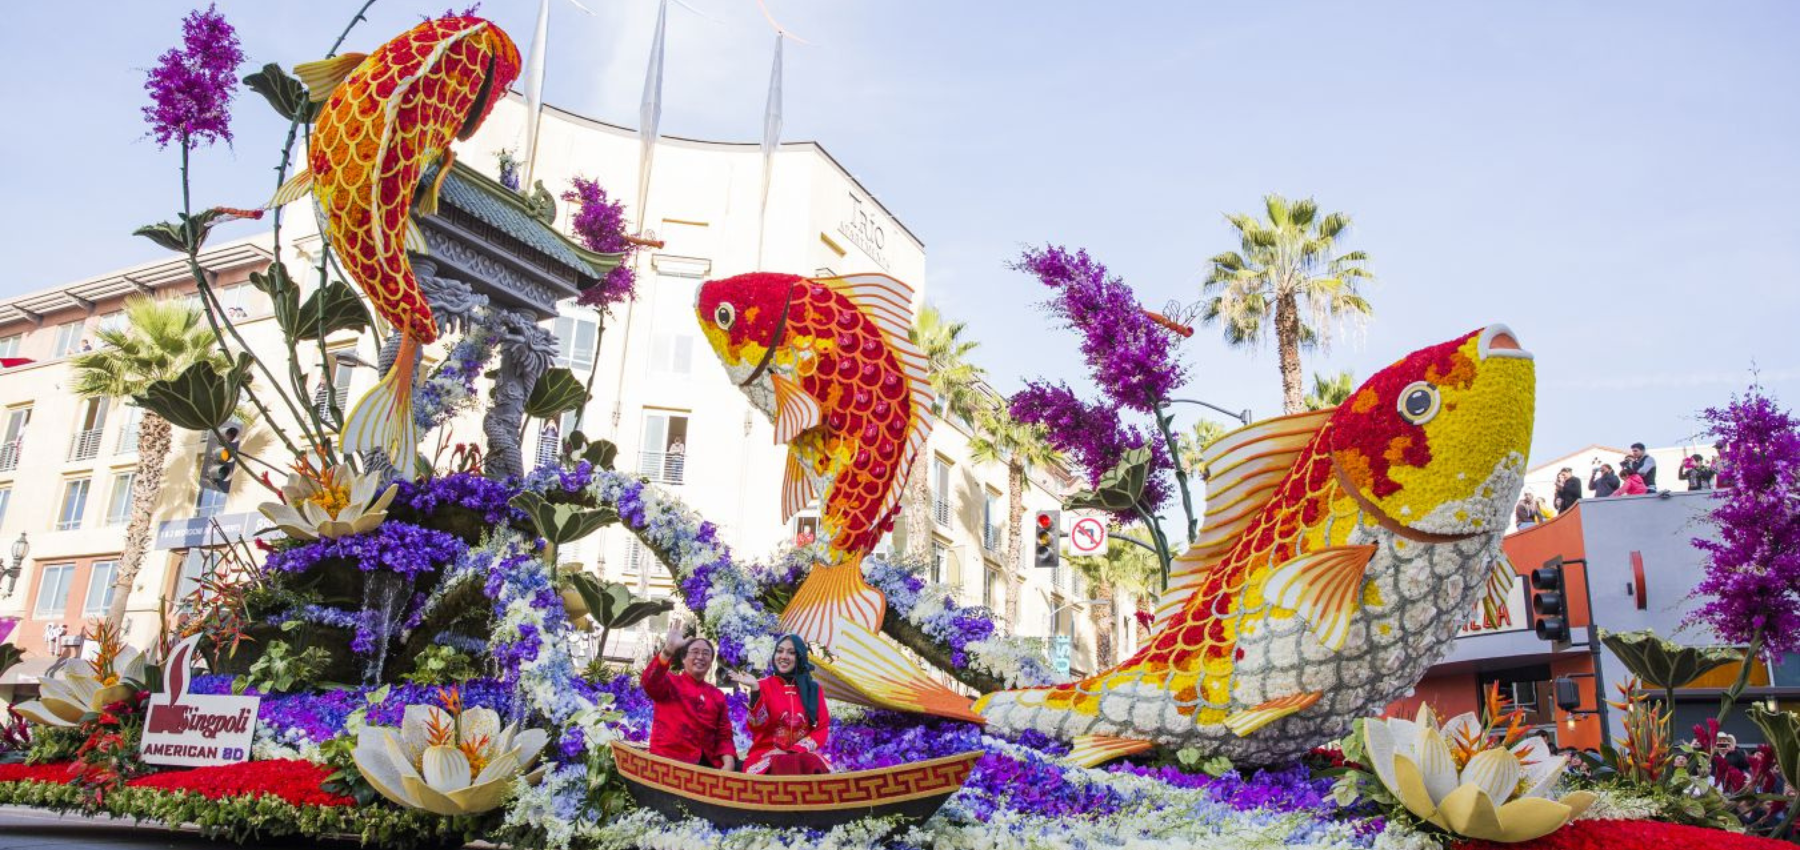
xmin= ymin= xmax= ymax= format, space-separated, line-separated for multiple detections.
xmin=3 ymin=1 xmax=1797 ymax=465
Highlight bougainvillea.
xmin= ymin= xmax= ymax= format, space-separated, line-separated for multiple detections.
xmin=562 ymin=177 xmax=638 ymax=307
xmin=141 ymin=4 xmax=244 ymax=148
xmin=1012 ymin=244 xmax=1187 ymax=413
xmin=1011 ymin=379 xmax=1172 ymax=515
xmin=1686 ymin=386 xmax=1800 ymax=654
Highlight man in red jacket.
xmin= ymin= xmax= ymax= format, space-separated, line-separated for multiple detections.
xmin=642 ymin=619 xmax=739 ymax=770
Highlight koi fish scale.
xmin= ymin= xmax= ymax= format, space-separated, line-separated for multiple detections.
xmin=978 ymin=326 xmax=1537 ymax=764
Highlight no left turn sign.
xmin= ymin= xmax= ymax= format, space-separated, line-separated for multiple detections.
xmin=1069 ymin=517 xmax=1108 ymax=555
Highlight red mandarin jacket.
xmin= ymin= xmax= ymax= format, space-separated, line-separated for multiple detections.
xmin=641 ymin=655 xmax=738 ymax=766
xmin=743 ymin=675 xmax=831 ymax=774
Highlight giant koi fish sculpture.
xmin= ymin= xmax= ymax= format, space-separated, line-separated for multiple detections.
xmin=977 ymin=326 xmax=1535 ymax=764
xmin=695 ymin=273 xmax=933 ymax=648
xmin=270 ymin=15 xmax=521 ymax=462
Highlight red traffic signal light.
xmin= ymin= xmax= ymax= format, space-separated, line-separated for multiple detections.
xmin=1036 ymin=513 xmax=1053 ymax=531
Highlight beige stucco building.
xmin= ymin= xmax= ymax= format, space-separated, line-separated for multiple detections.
xmin=0 ymin=95 xmax=1125 ymax=689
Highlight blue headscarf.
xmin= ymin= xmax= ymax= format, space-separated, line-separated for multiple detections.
xmin=772 ymin=634 xmax=821 ymax=726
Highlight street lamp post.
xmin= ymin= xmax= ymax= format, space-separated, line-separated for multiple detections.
xmin=1160 ymin=397 xmax=1252 ymax=427
xmin=2 ymin=533 xmax=29 ymax=597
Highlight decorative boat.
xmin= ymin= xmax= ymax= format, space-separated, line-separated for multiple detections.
xmin=610 ymin=741 xmax=981 ymax=829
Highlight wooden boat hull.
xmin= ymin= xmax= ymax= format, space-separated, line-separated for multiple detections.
xmin=610 ymin=742 xmax=980 ymax=830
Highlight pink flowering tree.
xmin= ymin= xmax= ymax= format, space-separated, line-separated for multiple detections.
xmin=1685 ymin=385 xmax=1800 ymax=722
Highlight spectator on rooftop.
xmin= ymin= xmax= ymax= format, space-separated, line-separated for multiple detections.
xmin=1621 ymin=442 xmax=1657 ymax=492
xmin=1515 ymin=492 xmax=1547 ymax=528
xmin=1681 ymin=454 xmax=1713 ymax=491
xmin=1553 ymin=467 xmax=1582 ymax=513
xmin=1589 ymin=462 xmax=1620 ymax=498
xmin=1616 ymin=467 xmax=1649 ymax=496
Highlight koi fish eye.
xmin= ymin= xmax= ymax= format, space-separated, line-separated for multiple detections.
xmin=1397 ymin=381 xmax=1441 ymax=424
xmin=714 ymin=302 xmax=736 ymax=329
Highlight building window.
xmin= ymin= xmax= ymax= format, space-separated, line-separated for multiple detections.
xmin=195 ymin=485 xmax=228 ymax=519
xmin=35 ymin=563 xmax=75 ymax=617
xmin=982 ymin=491 xmax=1002 ymax=553
xmin=68 ymin=397 xmax=107 ymax=462
xmin=553 ymin=315 xmax=598 ymax=372
xmin=217 ymin=284 xmax=252 ymax=319
xmin=315 ymin=352 xmax=357 ymax=424
xmin=932 ymin=459 xmax=952 ymax=526
xmin=84 ymin=561 xmax=117 ymax=616
xmin=175 ymin=548 xmax=220 ymax=608
xmin=793 ymin=515 xmax=820 ymax=546
xmin=931 ymin=541 xmax=946 ymax=585
xmin=984 ymin=568 xmax=1004 ymax=612
xmin=535 ymin=421 xmax=561 ymax=470
xmin=650 ymin=332 xmax=694 ymax=376
xmin=0 ymin=406 xmax=30 ymax=472
xmin=639 ymin=412 xmax=689 ymax=484
xmin=0 ymin=487 xmax=10 ymax=527
xmin=0 ymin=335 xmax=19 ymax=358
xmin=1053 ymin=601 xmax=1073 ymax=637
xmin=115 ymin=404 xmax=142 ymax=454
xmin=105 ymin=472 xmax=135 ymax=526
xmin=52 ymin=321 xmax=85 ymax=358
xmin=55 ymin=479 xmax=91 ymax=531
xmin=97 ymin=312 xmax=128 ymax=336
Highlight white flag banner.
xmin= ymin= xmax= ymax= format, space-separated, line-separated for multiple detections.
xmin=519 ymin=0 xmax=552 ymax=192
xmin=636 ymin=0 xmax=668 ymax=233
xmin=756 ymin=33 xmax=783 ymax=267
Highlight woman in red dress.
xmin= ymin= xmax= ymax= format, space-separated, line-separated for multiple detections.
xmin=642 ymin=619 xmax=739 ymax=770
xmin=728 ymin=634 xmax=831 ymax=775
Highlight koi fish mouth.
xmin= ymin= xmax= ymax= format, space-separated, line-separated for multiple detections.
xmin=1333 ymin=465 xmax=1482 ymax=544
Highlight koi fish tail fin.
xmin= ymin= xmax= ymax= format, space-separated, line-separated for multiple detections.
xmin=778 ymin=555 xmax=886 ymax=648
xmin=812 ymin=621 xmax=983 ymax=724
xmin=341 ymin=335 xmax=422 ymax=466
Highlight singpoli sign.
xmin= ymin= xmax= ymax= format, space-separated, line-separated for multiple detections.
xmin=139 ymin=635 xmax=259 ymax=767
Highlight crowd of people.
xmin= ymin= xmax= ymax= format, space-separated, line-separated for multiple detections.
xmin=641 ymin=619 xmax=832 ymax=776
xmin=1514 ymin=442 xmax=1727 ymax=529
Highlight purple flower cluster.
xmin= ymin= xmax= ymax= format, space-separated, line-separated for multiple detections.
xmin=1109 ymin=761 xmax=1336 ymax=814
xmin=392 ymin=472 xmax=525 ymax=526
xmin=518 ymin=460 xmax=597 ymax=496
xmin=265 ymin=521 xmax=466 ymax=580
xmin=1686 ymin=386 xmax=1800 ymax=653
xmin=1012 ymin=380 xmax=1173 ymax=516
xmin=141 ymin=4 xmax=244 ymax=149
xmin=188 ymin=674 xmax=515 ymax=744
xmin=1012 ymin=245 xmax=1186 ymax=413
xmin=414 ymin=329 xmax=495 ymax=430
xmin=865 ymin=564 xmax=989 ymax=667
xmin=561 ymin=177 xmax=638 ymax=307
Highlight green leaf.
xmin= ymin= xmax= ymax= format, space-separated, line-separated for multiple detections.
xmin=525 ymin=368 xmax=590 ymax=420
xmin=250 ymin=262 xmax=303 ymax=342
xmin=293 ymin=280 xmax=373 ymax=341
xmin=132 ymin=209 xmax=237 ymax=255
xmin=242 ymin=63 xmax=319 ymax=123
xmin=0 ymin=643 xmax=20 ymax=680
xmin=132 ymin=354 xmax=252 ymax=432
xmin=1749 ymin=705 xmax=1800 ymax=791
xmin=1064 ymin=447 xmax=1153 ymax=514
xmin=510 ymin=492 xmax=616 ymax=546
xmin=560 ymin=430 xmax=619 ymax=471
xmin=1600 ymin=628 xmax=1743 ymax=692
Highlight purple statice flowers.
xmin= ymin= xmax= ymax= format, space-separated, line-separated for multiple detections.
xmin=392 ymin=472 xmax=525 ymax=526
xmin=1687 ymin=386 xmax=1800 ymax=654
xmin=561 ymin=177 xmax=638 ymax=307
xmin=142 ymin=4 xmax=244 ymax=149
xmin=1012 ymin=380 xmax=1173 ymax=515
xmin=266 ymin=521 xmax=466 ymax=580
xmin=1012 ymin=245 xmax=1187 ymax=413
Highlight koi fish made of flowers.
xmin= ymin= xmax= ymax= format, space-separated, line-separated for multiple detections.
xmin=978 ymin=326 xmax=1536 ymax=765
xmin=266 ymin=14 xmax=521 ymax=464
xmin=695 ymin=272 xmax=933 ymax=648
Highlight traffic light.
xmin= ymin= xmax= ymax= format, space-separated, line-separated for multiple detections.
xmin=201 ymin=424 xmax=242 ymax=493
xmin=1033 ymin=510 xmax=1061 ymax=569
xmin=1531 ymin=557 xmax=1571 ymax=648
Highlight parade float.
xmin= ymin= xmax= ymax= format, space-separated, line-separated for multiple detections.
xmin=3 ymin=6 xmax=1799 ymax=850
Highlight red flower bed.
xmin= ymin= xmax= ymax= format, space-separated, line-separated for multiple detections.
xmin=0 ymin=762 xmax=77 ymax=784
xmin=126 ymin=759 xmax=354 ymax=807
xmin=1454 ymin=819 xmax=1792 ymax=850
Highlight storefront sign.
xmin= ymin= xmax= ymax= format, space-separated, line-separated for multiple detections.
xmin=140 ymin=635 xmax=258 ymax=767
xmin=153 ymin=512 xmax=274 ymax=550
xmin=836 ymin=192 xmax=892 ymax=271
xmin=1458 ymin=575 xmax=1531 ymax=637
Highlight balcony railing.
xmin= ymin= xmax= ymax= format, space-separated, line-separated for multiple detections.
xmin=0 ymin=439 xmax=22 ymax=472
xmin=982 ymin=525 xmax=1002 ymax=553
xmin=115 ymin=421 xmax=140 ymax=454
xmin=933 ymin=497 xmax=951 ymax=527
xmin=639 ymin=451 xmax=686 ymax=485
xmin=69 ymin=428 xmax=103 ymax=462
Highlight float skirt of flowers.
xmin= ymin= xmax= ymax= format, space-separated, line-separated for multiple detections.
xmin=1453 ymin=818 xmax=1797 ymax=850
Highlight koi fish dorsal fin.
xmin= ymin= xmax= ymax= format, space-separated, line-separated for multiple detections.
xmin=781 ymin=451 xmax=818 ymax=524
xmin=294 ymin=52 xmax=369 ymax=101
xmin=813 ymin=273 xmax=934 ymax=528
xmin=1190 ymin=407 xmax=1336 ymax=563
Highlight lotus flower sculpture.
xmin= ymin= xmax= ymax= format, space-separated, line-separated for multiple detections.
xmin=354 ymin=688 xmax=549 ymax=816
xmin=13 ymin=637 xmax=146 ymax=728
xmin=1362 ymin=689 xmax=1595 ymax=843
xmin=259 ymin=458 xmax=397 ymax=541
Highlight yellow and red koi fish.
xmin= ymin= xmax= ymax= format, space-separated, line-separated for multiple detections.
xmin=978 ymin=326 xmax=1536 ymax=765
xmin=696 ymin=273 xmax=933 ymax=647
xmin=269 ymin=15 xmax=521 ymax=462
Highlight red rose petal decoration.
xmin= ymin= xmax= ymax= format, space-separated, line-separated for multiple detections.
xmin=1453 ymin=819 xmax=1793 ymax=850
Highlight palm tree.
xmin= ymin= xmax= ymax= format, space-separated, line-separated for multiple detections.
xmin=1066 ymin=535 xmax=1161 ymax=666
xmin=71 ymin=297 xmax=228 ymax=629
xmin=1304 ymin=369 xmax=1356 ymax=411
xmin=1202 ymin=194 xmax=1375 ymax=414
xmin=1177 ymin=419 xmax=1228 ymax=478
xmin=968 ymin=406 xmax=1060 ymax=630
xmin=901 ymin=305 xmax=984 ymax=562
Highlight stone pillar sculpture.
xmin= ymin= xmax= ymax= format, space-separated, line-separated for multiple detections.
xmin=483 ymin=309 xmax=557 ymax=479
